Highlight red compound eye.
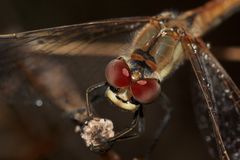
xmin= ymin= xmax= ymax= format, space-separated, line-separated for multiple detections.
xmin=105 ymin=59 xmax=131 ymax=88
xmin=131 ymin=79 xmax=160 ymax=103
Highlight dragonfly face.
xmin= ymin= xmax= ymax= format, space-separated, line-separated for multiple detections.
xmin=105 ymin=57 xmax=161 ymax=111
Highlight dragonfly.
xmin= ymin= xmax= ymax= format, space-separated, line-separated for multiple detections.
xmin=0 ymin=0 xmax=239 ymax=159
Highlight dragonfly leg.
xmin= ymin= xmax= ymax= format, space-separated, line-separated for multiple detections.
xmin=144 ymin=93 xmax=173 ymax=160
xmin=138 ymin=105 xmax=145 ymax=133
xmin=117 ymin=106 xmax=146 ymax=141
xmin=85 ymin=81 xmax=108 ymax=117
xmin=68 ymin=82 xmax=108 ymax=124
xmin=87 ymin=107 xmax=144 ymax=152
xmin=108 ymin=106 xmax=144 ymax=142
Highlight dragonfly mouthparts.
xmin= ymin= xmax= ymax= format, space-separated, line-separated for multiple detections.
xmin=105 ymin=86 xmax=140 ymax=111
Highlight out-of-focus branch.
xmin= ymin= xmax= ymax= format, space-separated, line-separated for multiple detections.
xmin=213 ymin=46 xmax=240 ymax=62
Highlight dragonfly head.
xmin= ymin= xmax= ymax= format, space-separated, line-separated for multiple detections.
xmin=105 ymin=58 xmax=161 ymax=111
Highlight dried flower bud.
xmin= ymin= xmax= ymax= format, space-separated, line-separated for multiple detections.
xmin=79 ymin=117 xmax=115 ymax=147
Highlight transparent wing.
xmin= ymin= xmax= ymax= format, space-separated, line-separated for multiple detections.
xmin=0 ymin=17 xmax=150 ymax=69
xmin=0 ymin=16 xmax=150 ymax=110
xmin=0 ymin=17 xmax=150 ymax=159
xmin=184 ymin=38 xmax=240 ymax=160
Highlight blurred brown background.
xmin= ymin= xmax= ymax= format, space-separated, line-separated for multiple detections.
xmin=0 ymin=0 xmax=239 ymax=160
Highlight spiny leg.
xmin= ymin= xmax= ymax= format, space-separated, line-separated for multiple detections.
xmin=108 ymin=106 xmax=144 ymax=142
xmin=68 ymin=81 xmax=107 ymax=124
xmin=85 ymin=81 xmax=108 ymax=117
